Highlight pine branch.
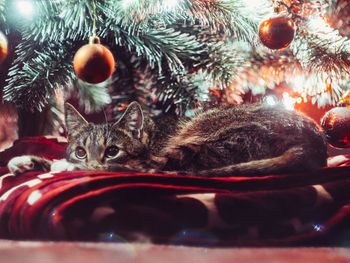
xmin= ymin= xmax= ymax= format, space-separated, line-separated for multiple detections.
xmin=26 ymin=0 xmax=204 ymax=75
xmin=24 ymin=0 xmax=267 ymax=68
xmin=276 ymin=0 xmax=350 ymax=80
xmin=0 ymin=0 xmax=5 ymax=25
xmin=106 ymin=54 xmax=193 ymax=117
xmin=9 ymin=0 xmax=350 ymax=112
xmin=115 ymin=26 xmax=203 ymax=74
xmin=194 ymin=41 xmax=250 ymax=88
xmin=228 ymin=47 xmax=347 ymax=107
xmin=291 ymin=17 xmax=350 ymax=79
xmin=27 ymin=0 xmax=92 ymax=42
xmin=154 ymin=73 xmax=198 ymax=114
xmin=217 ymin=0 xmax=271 ymax=42
xmin=0 ymin=0 xmax=10 ymax=32
xmin=110 ymin=0 xmax=271 ymax=43
xmin=108 ymin=55 xmax=155 ymax=118
xmin=3 ymin=39 xmax=75 ymax=111
xmin=67 ymin=80 xmax=112 ymax=113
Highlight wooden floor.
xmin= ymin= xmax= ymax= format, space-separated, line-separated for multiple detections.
xmin=0 ymin=240 xmax=349 ymax=263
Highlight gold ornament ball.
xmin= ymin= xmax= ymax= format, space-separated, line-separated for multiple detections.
xmin=73 ymin=37 xmax=115 ymax=84
xmin=259 ymin=16 xmax=295 ymax=50
xmin=0 ymin=31 xmax=8 ymax=65
xmin=321 ymin=107 xmax=350 ymax=148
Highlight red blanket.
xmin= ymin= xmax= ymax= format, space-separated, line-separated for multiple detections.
xmin=0 ymin=137 xmax=350 ymax=246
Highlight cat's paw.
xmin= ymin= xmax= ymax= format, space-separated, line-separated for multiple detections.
xmin=50 ymin=159 xmax=77 ymax=172
xmin=8 ymin=156 xmax=35 ymax=175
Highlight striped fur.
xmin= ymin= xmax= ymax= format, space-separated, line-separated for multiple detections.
xmin=8 ymin=102 xmax=328 ymax=177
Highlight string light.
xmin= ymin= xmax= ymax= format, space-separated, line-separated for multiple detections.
xmin=265 ymin=93 xmax=299 ymax=110
xmin=265 ymin=96 xmax=277 ymax=106
xmin=312 ymin=224 xmax=323 ymax=232
xmin=282 ymin=92 xmax=296 ymax=110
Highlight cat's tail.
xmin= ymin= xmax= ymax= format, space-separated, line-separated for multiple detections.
xmin=192 ymin=146 xmax=325 ymax=177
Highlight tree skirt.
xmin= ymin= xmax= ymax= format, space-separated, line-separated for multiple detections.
xmin=0 ymin=136 xmax=350 ymax=246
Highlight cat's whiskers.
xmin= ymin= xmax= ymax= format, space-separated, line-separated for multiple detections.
xmin=102 ymin=107 xmax=110 ymax=135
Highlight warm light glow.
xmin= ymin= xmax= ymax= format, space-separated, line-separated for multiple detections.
xmin=259 ymin=22 xmax=270 ymax=34
xmin=242 ymin=0 xmax=264 ymax=12
xmin=308 ymin=16 xmax=332 ymax=33
xmin=16 ymin=0 xmax=34 ymax=18
xmin=242 ymin=0 xmax=261 ymax=8
xmin=282 ymin=92 xmax=296 ymax=110
xmin=266 ymin=96 xmax=277 ymax=106
xmin=164 ymin=0 xmax=179 ymax=10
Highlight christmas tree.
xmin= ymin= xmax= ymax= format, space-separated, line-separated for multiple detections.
xmin=0 ymin=0 xmax=349 ymax=135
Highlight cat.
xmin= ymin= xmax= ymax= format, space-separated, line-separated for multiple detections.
xmin=8 ymin=102 xmax=328 ymax=177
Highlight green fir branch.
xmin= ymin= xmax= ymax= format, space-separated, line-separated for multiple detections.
xmin=155 ymin=73 xmax=198 ymax=114
xmin=68 ymin=80 xmax=112 ymax=113
xmin=115 ymin=26 xmax=204 ymax=74
xmin=291 ymin=22 xmax=350 ymax=79
xmin=0 ymin=0 xmax=5 ymax=25
xmin=194 ymin=41 xmax=250 ymax=88
xmin=24 ymin=0 xmax=205 ymax=74
xmin=3 ymin=39 xmax=75 ymax=111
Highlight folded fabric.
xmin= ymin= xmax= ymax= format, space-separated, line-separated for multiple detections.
xmin=0 ymin=136 xmax=350 ymax=246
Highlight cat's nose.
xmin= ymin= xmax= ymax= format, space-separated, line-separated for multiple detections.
xmin=88 ymin=161 xmax=103 ymax=170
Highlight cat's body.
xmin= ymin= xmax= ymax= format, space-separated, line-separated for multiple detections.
xmin=8 ymin=102 xmax=328 ymax=176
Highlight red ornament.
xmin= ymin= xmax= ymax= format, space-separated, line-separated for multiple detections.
xmin=0 ymin=31 xmax=8 ymax=65
xmin=73 ymin=37 xmax=115 ymax=84
xmin=259 ymin=16 xmax=295 ymax=50
xmin=321 ymin=107 xmax=350 ymax=148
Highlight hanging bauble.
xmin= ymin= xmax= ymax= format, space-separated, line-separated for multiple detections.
xmin=0 ymin=31 xmax=8 ymax=65
xmin=258 ymin=16 xmax=295 ymax=50
xmin=321 ymin=107 xmax=350 ymax=148
xmin=73 ymin=36 xmax=115 ymax=84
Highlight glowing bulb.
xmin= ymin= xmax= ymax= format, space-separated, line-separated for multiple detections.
xmin=266 ymin=96 xmax=277 ymax=106
xmin=308 ymin=17 xmax=329 ymax=31
xmin=243 ymin=0 xmax=262 ymax=8
xmin=282 ymin=93 xmax=295 ymax=110
xmin=16 ymin=0 xmax=34 ymax=18
xmin=313 ymin=224 xmax=323 ymax=232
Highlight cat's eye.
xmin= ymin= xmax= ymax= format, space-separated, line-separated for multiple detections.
xmin=105 ymin=146 xmax=119 ymax=158
xmin=75 ymin=147 xmax=87 ymax=159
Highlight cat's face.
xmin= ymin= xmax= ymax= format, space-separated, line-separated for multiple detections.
xmin=64 ymin=102 xmax=148 ymax=170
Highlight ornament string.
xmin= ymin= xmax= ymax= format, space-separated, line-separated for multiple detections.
xmin=89 ymin=0 xmax=98 ymax=38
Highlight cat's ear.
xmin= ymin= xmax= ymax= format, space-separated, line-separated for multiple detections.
xmin=64 ymin=103 xmax=88 ymax=135
xmin=115 ymin=102 xmax=144 ymax=139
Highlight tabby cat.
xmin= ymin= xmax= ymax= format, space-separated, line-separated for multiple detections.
xmin=8 ymin=102 xmax=328 ymax=176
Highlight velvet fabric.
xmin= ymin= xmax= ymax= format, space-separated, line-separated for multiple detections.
xmin=0 ymin=136 xmax=350 ymax=246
